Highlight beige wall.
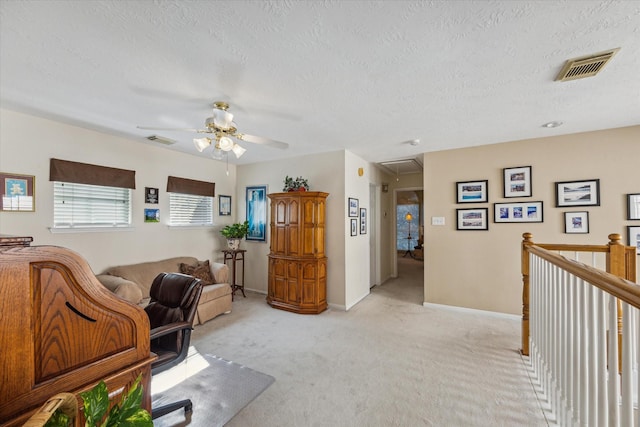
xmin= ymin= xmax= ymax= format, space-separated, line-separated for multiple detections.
xmin=238 ymin=150 xmax=394 ymax=310
xmin=0 ymin=109 xmax=237 ymax=273
xmin=423 ymin=125 xmax=640 ymax=315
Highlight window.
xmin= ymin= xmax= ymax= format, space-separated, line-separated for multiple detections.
xmin=169 ymin=192 xmax=213 ymax=226
xmin=53 ymin=182 xmax=131 ymax=228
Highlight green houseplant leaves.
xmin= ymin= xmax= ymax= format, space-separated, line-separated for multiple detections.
xmin=44 ymin=375 xmax=152 ymax=427
xmin=220 ymin=220 xmax=249 ymax=239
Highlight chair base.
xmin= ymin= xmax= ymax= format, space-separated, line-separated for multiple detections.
xmin=152 ymin=398 xmax=193 ymax=420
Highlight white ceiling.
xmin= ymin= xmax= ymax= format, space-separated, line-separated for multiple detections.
xmin=1 ymin=1 xmax=639 ymax=167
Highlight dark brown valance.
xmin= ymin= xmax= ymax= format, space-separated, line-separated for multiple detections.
xmin=49 ymin=158 xmax=136 ymax=189
xmin=167 ymin=176 xmax=215 ymax=197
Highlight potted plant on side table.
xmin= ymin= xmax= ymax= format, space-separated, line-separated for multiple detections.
xmin=220 ymin=220 xmax=249 ymax=250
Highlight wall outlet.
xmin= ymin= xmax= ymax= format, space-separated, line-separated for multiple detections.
xmin=431 ymin=216 xmax=445 ymax=226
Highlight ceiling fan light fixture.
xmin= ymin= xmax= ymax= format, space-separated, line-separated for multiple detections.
xmin=231 ymin=143 xmax=247 ymax=158
xmin=218 ymin=136 xmax=234 ymax=151
xmin=193 ymin=137 xmax=212 ymax=152
xmin=211 ymin=143 xmax=224 ymax=160
xmin=213 ymin=109 xmax=234 ymax=129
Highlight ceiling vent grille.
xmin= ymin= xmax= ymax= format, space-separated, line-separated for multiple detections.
xmin=146 ymin=135 xmax=176 ymax=145
xmin=555 ymin=48 xmax=620 ymax=82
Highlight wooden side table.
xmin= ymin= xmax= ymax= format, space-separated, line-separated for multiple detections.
xmin=222 ymin=249 xmax=246 ymax=300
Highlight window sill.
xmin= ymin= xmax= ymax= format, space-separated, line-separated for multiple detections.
xmin=167 ymin=224 xmax=215 ymax=229
xmin=49 ymin=226 xmax=135 ymax=234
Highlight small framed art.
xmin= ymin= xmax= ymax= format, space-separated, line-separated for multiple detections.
xmin=555 ymin=179 xmax=600 ymax=207
xmin=494 ymin=201 xmax=543 ymax=223
xmin=219 ymin=195 xmax=231 ymax=216
xmin=348 ymin=197 xmax=359 ymax=217
xmin=627 ymin=193 xmax=640 ymax=220
xmin=456 ymin=180 xmax=488 ymax=203
xmin=144 ymin=208 xmax=160 ymax=223
xmin=1 ymin=172 xmax=35 ymax=212
xmin=503 ymin=166 xmax=532 ymax=198
xmin=350 ymin=218 xmax=358 ymax=236
xmin=564 ymin=211 xmax=589 ymax=234
xmin=628 ymin=226 xmax=640 ymax=255
xmin=145 ymin=187 xmax=159 ymax=204
xmin=360 ymin=208 xmax=367 ymax=234
xmin=456 ymin=208 xmax=489 ymax=230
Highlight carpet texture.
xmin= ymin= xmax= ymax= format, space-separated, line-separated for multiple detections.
xmin=151 ymin=351 xmax=275 ymax=427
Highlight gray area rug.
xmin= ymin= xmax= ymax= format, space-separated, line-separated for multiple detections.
xmin=151 ymin=349 xmax=275 ymax=427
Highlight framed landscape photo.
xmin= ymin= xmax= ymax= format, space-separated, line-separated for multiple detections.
xmin=456 ymin=180 xmax=488 ymax=203
xmin=219 ymin=195 xmax=231 ymax=216
xmin=246 ymin=185 xmax=267 ymax=242
xmin=627 ymin=193 xmax=640 ymax=220
xmin=360 ymin=208 xmax=367 ymax=234
xmin=144 ymin=208 xmax=160 ymax=223
xmin=628 ymin=226 xmax=640 ymax=255
xmin=494 ymin=201 xmax=543 ymax=223
xmin=564 ymin=211 xmax=589 ymax=234
xmin=1 ymin=172 xmax=35 ymax=212
xmin=348 ymin=197 xmax=359 ymax=217
xmin=456 ymin=208 xmax=489 ymax=231
xmin=555 ymin=179 xmax=600 ymax=207
xmin=503 ymin=166 xmax=532 ymax=198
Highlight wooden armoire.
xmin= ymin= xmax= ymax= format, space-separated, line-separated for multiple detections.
xmin=0 ymin=236 xmax=154 ymax=426
xmin=267 ymin=191 xmax=328 ymax=314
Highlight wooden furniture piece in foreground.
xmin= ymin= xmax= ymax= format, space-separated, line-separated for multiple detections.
xmin=0 ymin=236 xmax=155 ymax=426
xmin=267 ymin=191 xmax=328 ymax=314
xmin=222 ymin=249 xmax=246 ymax=300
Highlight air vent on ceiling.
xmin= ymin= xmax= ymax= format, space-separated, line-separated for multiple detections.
xmin=555 ymin=48 xmax=620 ymax=82
xmin=146 ymin=135 xmax=176 ymax=145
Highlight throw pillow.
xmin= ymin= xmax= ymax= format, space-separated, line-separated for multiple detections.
xmin=179 ymin=260 xmax=214 ymax=286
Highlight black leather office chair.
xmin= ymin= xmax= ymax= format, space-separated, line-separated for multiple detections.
xmin=145 ymin=272 xmax=203 ymax=420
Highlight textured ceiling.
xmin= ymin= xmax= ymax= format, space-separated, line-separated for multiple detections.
xmin=1 ymin=1 xmax=639 ymax=167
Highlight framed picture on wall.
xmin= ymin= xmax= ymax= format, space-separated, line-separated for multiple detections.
xmin=246 ymin=185 xmax=267 ymax=242
xmin=555 ymin=179 xmax=600 ymax=207
xmin=494 ymin=201 xmax=543 ymax=223
xmin=503 ymin=166 xmax=532 ymax=198
xmin=348 ymin=197 xmax=359 ymax=217
xmin=145 ymin=187 xmax=159 ymax=204
xmin=456 ymin=180 xmax=488 ymax=203
xmin=564 ymin=211 xmax=589 ymax=234
xmin=219 ymin=195 xmax=231 ymax=216
xmin=360 ymin=208 xmax=367 ymax=234
xmin=456 ymin=208 xmax=489 ymax=230
xmin=350 ymin=218 xmax=358 ymax=236
xmin=0 ymin=172 xmax=35 ymax=212
xmin=627 ymin=193 xmax=640 ymax=220
xmin=628 ymin=226 xmax=640 ymax=255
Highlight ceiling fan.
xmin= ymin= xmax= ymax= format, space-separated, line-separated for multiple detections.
xmin=138 ymin=101 xmax=289 ymax=160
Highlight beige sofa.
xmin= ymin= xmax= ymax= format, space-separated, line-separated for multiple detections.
xmin=96 ymin=256 xmax=232 ymax=325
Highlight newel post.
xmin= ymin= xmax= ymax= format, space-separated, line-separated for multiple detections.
xmin=607 ymin=233 xmax=625 ymax=371
xmin=521 ymin=232 xmax=533 ymax=356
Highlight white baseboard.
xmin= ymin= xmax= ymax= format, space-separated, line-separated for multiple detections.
xmin=422 ymin=302 xmax=520 ymax=321
xmin=345 ymin=290 xmax=370 ymax=311
xmin=244 ymin=287 xmax=266 ymax=295
xmin=328 ymin=302 xmax=346 ymax=311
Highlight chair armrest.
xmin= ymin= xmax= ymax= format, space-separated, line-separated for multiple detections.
xmin=210 ymin=262 xmax=229 ymax=283
xmin=149 ymin=321 xmax=192 ymax=340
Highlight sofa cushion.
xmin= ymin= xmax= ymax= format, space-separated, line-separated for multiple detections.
xmin=200 ymin=283 xmax=232 ymax=303
xmin=179 ymin=260 xmax=215 ymax=285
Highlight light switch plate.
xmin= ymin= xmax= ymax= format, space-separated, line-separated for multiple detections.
xmin=431 ymin=216 xmax=445 ymax=226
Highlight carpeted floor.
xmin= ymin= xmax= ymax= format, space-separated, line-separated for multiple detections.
xmin=183 ymin=256 xmax=552 ymax=426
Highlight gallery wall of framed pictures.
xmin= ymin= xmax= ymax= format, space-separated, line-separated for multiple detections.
xmin=452 ymin=163 xmax=639 ymax=251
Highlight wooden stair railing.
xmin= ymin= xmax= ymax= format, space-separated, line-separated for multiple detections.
xmin=521 ymin=232 xmax=637 ymax=357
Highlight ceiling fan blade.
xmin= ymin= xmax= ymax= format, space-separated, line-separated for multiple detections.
xmin=137 ymin=126 xmax=203 ymax=132
xmin=236 ymin=133 xmax=289 ymax=149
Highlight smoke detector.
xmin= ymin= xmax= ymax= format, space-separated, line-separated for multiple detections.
xmin=555 ymin=48 xmax=620 ymax=82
